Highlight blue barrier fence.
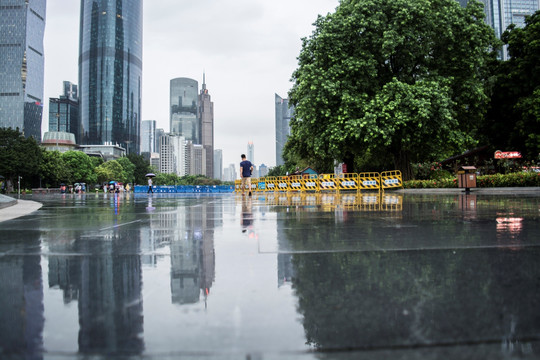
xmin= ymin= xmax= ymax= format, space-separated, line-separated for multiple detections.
xmin=134 ymin=185 xmax=235 ymax=194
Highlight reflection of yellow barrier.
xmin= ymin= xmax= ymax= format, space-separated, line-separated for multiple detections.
xmin=381 ymin=194 xmax=403 ymax=211
xmin=381 ymin=170 xmax=403 ymax=190
xmin=258 ymin=192 xmax=403 ymax=212
xmin=358 ymin=172 xmax=381 ymax=190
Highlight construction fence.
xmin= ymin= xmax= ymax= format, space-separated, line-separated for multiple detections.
xmin=235 ymin=171 xmax=402 ymax=193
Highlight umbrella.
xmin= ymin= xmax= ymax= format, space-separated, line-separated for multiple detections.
xmin=145 ymin=173 xmax=156 ymax=177
xmin=109 ymin=181 xmax=116 ymax=184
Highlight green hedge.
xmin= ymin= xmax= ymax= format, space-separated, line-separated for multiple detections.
xmin=403 ymin=172 xmax=540 ymax=188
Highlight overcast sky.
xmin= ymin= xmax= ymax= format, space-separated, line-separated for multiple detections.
xmin=42 ymin=0 xmax=339 ymax=171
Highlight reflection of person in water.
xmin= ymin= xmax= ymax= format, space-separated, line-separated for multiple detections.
xmin=241 ymin=196 xmax=253 ymax=233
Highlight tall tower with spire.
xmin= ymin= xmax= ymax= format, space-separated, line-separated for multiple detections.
xmin=198 ymin=72 xmax=214 ymax=178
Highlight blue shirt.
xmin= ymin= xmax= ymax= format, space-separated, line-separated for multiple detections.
xmin=240 ymin=160 xmax=253 ymax=177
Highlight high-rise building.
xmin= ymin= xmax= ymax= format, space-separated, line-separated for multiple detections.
xmin=78 ymin=0 xmax=143 ymax=154
xmin=0 ymin=0 xmax=46 ymax=141
xmin=141 ymin=120 xmax=157 ymax=154
xmin=170 ymin=78 xmax=199 ymax=143
xmin=457 ymin=0 xmax=539 ymax=59
xmin=48 ymin=81 xmax=79 ymax=142
xmin=247 ymin=141 xmax=255 ymax=164
xmin=159 ymin=134 xmax=186 ymax=176
xmin=259 ymin=163 xmax=268 ymax=177
xmin=275 ymin=94 xmax=294 ymax=166
xmin=199 ymin=73 xmax=214 ymax=178
xmin=186 ymin=142 xmax=206 ymax=176
xmin=155 ymin=128 xmax=165 ymax=152
xmin=214 ymin=149 xmax=223 ymax=180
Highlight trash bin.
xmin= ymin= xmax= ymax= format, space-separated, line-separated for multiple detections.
xmin=457 ymin=166 xmax=477 ymax=191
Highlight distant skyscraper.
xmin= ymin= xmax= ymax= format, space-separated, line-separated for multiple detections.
xmin=160 ymin=134 xmax=186 ymax=176
xmin=247 ymin=141 xmax=255 ymax=164
xmin=199 ymin=73 xmax=214 ymax=178
xmin=78 ymin=0 xmax=143 ymax=154
xmin=48 ymin=81 xmax=79 ymax=142
xmin=259 ymin=163 xmax=268 ymax=177
xmin=457 ymin=0 xmax=539 ymax=59
xmin=186 ymin=142 xmax=206 ymax=176
xmin=275 ymin=94 xmax=294 ymax=166
xmin=141 ymin=120 xmax=157 ymax=154
xmin=214 ymin=149 xmax=223 ymax=180
xmin=0 ymin=0 xmax=46 ymax=141
xmin=155 ymin=128 xmax=165 ymax=152
xmin=170 ymin=78 xmax=199 ymax=143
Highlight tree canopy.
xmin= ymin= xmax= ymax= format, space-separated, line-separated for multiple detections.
xmin=0 ymin=127 xmax=41 ymax=187
xmin=287 ymin=0 xmax=499 ymax=179
xmin=485 ymin=10 xmax=540 ymax=159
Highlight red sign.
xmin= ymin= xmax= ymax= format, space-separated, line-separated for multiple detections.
xmin=494 ymin=151 xmax=522 ymax=159
xmin=342 ymin=163 xmax=347 ymax=173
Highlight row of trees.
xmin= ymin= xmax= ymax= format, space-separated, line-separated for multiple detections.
xmin=283 ymin=0 xmax=539 ymax=180
xmin=0 ymin=127 xmax=152 ymax=190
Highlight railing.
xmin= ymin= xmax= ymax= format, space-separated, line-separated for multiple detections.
xmin=234 ymin=171 xmax=402 ymax=193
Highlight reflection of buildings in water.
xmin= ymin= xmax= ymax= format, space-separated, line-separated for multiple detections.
xmin=170 ymin=201 xmax=217 ymax=304
xmin=46 ymin=230 xmax=144 ymax=354
xmin=144 ymin=199 xmax=220 ymax=305
xmin=0 ymin=243 xmax=44 ymax=359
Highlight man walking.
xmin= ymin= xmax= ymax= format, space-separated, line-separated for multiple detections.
xmin=147 ymin=177 xmax=153 ymax=194
xmin=240 ymin=154 xmax=253 ymax=196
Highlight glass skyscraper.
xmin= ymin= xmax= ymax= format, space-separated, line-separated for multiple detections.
xmin=0 ymin=0 xmax=46 ymax=141
xmin=170 ymin=78 xmax=199 ymax=143
xmin=48 ymin=81 xmax=79 ymax=142
xmin=457 ymin=0 xmax=539 ymax=59
xmin=275 ymin=94 xmax=293 ymax=167
xmin=78 ymin=0 xmax=143 ymax=154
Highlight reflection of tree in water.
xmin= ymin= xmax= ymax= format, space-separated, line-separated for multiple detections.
xmin=286 ymin=215 xmax=540 ymax=352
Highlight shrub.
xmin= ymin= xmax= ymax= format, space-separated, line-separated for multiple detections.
xmin=404 ymin=171 xmax=540 ymax=188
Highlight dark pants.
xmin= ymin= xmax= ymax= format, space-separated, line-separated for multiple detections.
xmin=148 ymin=186 xmax=153 ymax=193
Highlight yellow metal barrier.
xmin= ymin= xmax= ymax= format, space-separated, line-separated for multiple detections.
xmin=264 ymin=176 xmax=277 ymax=192
xmin=301 ymin=175 xmax=319 ymax=192
xmin=358 ymin=172 xmax=381 ymax=190
xmin=234 ymin=179 xmax=242 ymax=192
xmin=318 ymin=174 xmax=338 ymax=191
xmin=288 ymin=175 xmax=303 ymax=192
xmin=337 ymin=173 xmax=359 ymax=192
xmin=381 ymin=170 xmax=403 ymax=190
xmin=276 ymin=176 xmax=290 ymax=192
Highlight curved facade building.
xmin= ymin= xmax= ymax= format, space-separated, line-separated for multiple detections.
xmin=170 ymin=78 xmax=199 ymax=143
xmin=78 ymin=0 xmax=143 ymax=154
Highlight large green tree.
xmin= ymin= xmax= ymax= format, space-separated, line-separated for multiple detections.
xmin=94 ymin=160 xmax=125 ymax=184
xmin=287 ymin=0 xmax=498 ymax=179
xmin=485 ymin=11 xmax=540 ymax=159
xmin=127 ymin=153 xmax=152 ymax=184
xmin=0 ymin=127 xmax=41 ymax=188
xmin=39 ymin=150 xmax=69 ymax=187
xmin=61 ymin=151 xmax=97 ymax=184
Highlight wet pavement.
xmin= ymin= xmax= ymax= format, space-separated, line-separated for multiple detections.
xmin=1 ymin=191 xmax=540 ymax=359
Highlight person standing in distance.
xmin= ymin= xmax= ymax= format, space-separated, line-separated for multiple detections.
xmin=240 ymin=154 xmax=254 ymax=196
xmin=147 ymin=177 xmax=153 ymax=194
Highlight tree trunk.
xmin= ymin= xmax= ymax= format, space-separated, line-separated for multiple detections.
xmin=393 ymin=150 xmax=413 ymax=181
